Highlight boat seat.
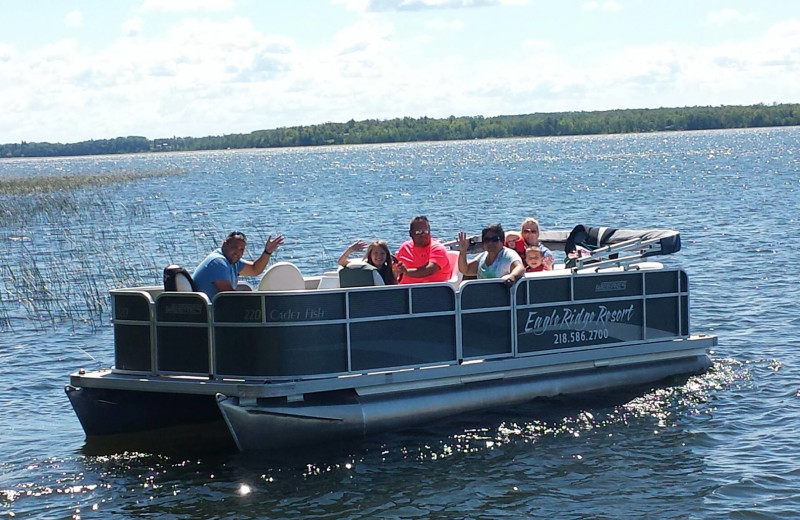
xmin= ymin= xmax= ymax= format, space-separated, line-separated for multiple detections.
xmin=446 ymin=250 xmax=463 ymax=286
xmin=258 ymin=262 xmax=305 ymax=291
xmin=339 ymin=261 xmax=384 ymax=288
xmin=163 ymin=265 xmax=198 ymax=292
xmin=317 ymin=271 xmax=341 ymax=289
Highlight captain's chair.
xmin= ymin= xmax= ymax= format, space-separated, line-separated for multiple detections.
xmin=258 ymin=262 xmax=305 ymax=291
xmin=163 ymin=265 xmax=198 ymax=292
xmin=339 ymin=261 xmax=385 ymax=288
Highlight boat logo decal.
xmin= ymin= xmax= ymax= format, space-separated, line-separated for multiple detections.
xmin=522 ymin=304 xmax=636 ymax=335
xmin=269 ymin=307 xmax=327 ymax=321
xmin=164 ymin=303 xmax=204 ymax=315
xmin=595 ymin=281 xmax=627 ymax=292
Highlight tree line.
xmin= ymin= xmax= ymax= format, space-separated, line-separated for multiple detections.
xmin=3 ymin=103 xmax=799 ymax=159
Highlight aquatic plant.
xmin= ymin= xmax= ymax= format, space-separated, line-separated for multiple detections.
xmin=0 ymin=168 xmax=195 ymax=332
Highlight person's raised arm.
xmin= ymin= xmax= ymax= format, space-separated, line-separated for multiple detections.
xmin=240 ymin=234 xmax=285 ymax=276
xmin=457 ymin=231 xmax=478 ymax=276
xmin=337 ymin=240 xmax=368 ymax=268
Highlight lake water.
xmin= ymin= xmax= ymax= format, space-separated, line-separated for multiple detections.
xmin=1 ymin=128 xmax=799 ymax=519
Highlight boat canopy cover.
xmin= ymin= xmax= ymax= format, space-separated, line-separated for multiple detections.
xmin=540 ymin=226 xmax=681 ymax=257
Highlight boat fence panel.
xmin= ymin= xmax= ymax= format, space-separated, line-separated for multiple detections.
xmin=349 ymin=287 xmax=409 ymax=319
xmin=680 ymin=270 xmax=689 ymax=336
xmin=154 ymin=293 xmax=212 ymax=375
xmin=460 ymin=280 xmax=511 ymax=310
xmin=112 ymin=291 xmax=154 ymax=373
xmin=573 ymin=272 xmax=643 ymax=300
xmin=644 ymin=270 xmax=679 ymax=294
xmin=644 ymin=296 xmax=681 ymax=339
xmin=265 ymin=292 xmax=347 ymax=322
xmin=459 ymin=281 xmax=513 ymax=359
xmin=515 ymin=269 xmax=689 ymax=355
xmin=121 ymin=268 xmax=695 ymax=380
xmin=212 ymin=293 xmax=265 ymax=323
xmin=681 ymin=295 xmax=689 ymax=336
xmin=350 ymin=285 xmax=457 ymax=371
xmin=350 ymin=315 xmax=457 ymax=370
xmin=213 ymin=292 xmax=348 ymax=377
xmin=410 ymin=286 xmax=456 ymax=314
xmin=520 ymin=277 xmax=571 ymax=305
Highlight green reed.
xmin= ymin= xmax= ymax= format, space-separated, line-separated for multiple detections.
xmin=0 ymin=168 xmax=192 ymax=332
xmin=0 ymin=169 xmax=184 ymax=195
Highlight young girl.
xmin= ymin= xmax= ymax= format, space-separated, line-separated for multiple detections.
xmin=524 ymin=245 xmax=551 ymax=272
xmin=338 ymin=239 xmax=397 ymax=285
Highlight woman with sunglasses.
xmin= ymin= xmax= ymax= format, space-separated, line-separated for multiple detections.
xmin=457 ymin=224 xmax=525 ymax=287
xmin=507 ymin=217 xmax=555 ymax=269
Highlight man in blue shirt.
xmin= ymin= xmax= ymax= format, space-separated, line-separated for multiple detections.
xmin=193 ymin=231 xmax=284 ymax=298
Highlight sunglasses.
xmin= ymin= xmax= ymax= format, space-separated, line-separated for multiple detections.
xmin=483 ymin=235 xmax=502 ymax=242
xmin=412 ymin=229 xmax=431 ymax=236
xmin=227 ymin=231 xmax=247 ymax=240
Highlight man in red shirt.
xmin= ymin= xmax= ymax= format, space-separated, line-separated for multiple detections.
xmin=396 ymin=216 xmax=453 ymax=284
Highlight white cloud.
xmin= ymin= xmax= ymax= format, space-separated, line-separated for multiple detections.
xmin=65 ymin=10 xmax=83 ymax=28
xmin=122 ymin=17 xmax=144 ymax=38
xmin=139 ymin=0 xmax=235 ymax=13
xmin=582 ymin=1 xmax=620 ymax=11
xmin=424 ymin=18 xmax=464 ymax=31
xmin=344 ymin=0 xmax=528 ymax=12
xmin=2 ymin=6 xmax=800 ymax=144
xmin=332 ymin=0 xmax=371 ymax=11
xmin=706 ymin=9 xmax=753 ymax=27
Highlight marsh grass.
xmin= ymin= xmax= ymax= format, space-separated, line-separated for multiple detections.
xmin=0 ymin=169 xmax=184 ymax=195
xmin=0 ymin=168 xmax=199 ymax=332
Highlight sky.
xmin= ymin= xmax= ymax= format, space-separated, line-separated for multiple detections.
xmin=1 ymin=0 xmax=799 ymax=144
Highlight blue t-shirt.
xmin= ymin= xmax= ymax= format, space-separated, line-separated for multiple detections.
xmin=192 ymin=248 xmax=245 ymax=299
xmin=477 ymin=248 xmax=521 ymax=279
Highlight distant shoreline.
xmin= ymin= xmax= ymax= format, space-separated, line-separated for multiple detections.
xmin=3 ymin=103 xmax=799 ymax=159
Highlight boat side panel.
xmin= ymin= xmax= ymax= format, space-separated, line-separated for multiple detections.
xmin=155 ymin=293 xmax=212 ymax=375
xmin=108 ymin=268 xmax=699 ymax=380
xmin=645 ymin=297 xmax=681 ymax=339
xmin=112 ymin=292 xmax=154 ymax=372
xmin=517 ymin=300 xmax=645 ymax=353
xmin=350 ymin=315 xmax=456 ymax=370
xmin=461 ymin=309 xmax=513 ymax=358
xmin=215 ymin=324 xmax=349 ymax=377
xmin=573 ymin=272 xmax=643 ymax=300
xmin=114 ymin=324 xmax=152 ymax=372
xmin=516 ymin=270 xmax=689 ymax=355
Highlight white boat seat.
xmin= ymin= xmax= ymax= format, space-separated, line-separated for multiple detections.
xmin=446 ymin=250 xmax=463 ymax=286
xmin=258 ymin=262 xmax=305 ymax=291
xmin=163 ymin=265 xmax=197 ymax=292
xmin=317 ymin=271 xmax=341 ymax=289
xmin=339 ymin=261 xmax=384 ymax=288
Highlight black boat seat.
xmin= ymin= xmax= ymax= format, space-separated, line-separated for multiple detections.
xmin=339 ymin=261 xmax=384 ymax=288
xmin=163 ymin=265 xmax=197 ymax=292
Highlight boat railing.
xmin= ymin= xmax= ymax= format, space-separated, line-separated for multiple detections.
xmin=110 ymin=267 xmax=692 ymax=380
xmin=571 ymin=235 xmax=667 ymax=270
